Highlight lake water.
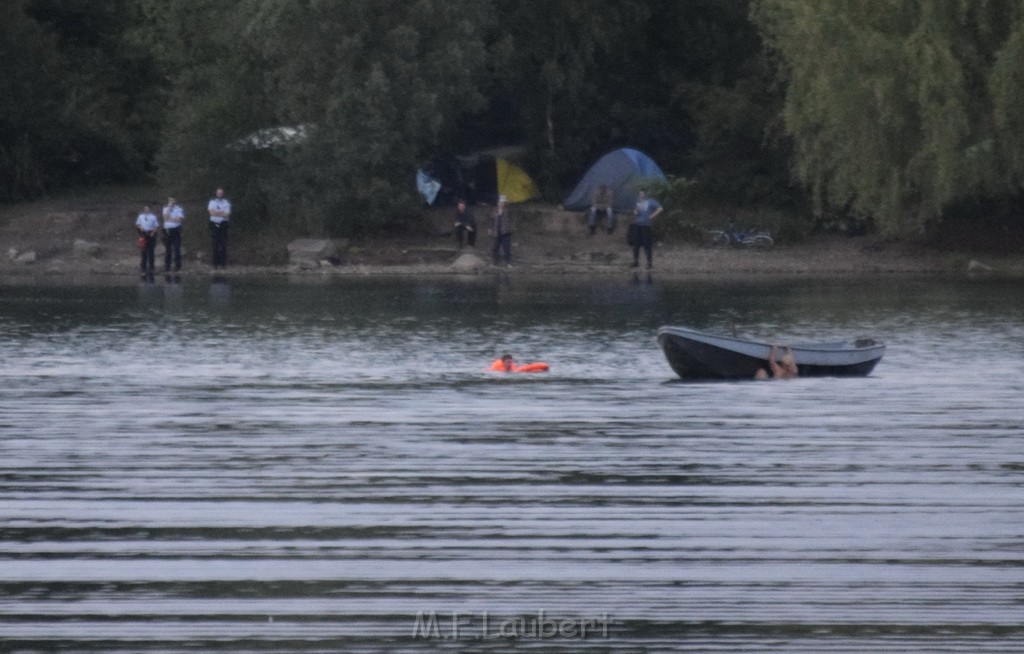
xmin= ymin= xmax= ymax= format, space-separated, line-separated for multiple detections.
xmin=1 ymin=274 xmax=1023 ymax=652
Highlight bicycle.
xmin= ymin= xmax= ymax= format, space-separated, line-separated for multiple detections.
xmin=705 ymin=226 xmax=774 ymax=249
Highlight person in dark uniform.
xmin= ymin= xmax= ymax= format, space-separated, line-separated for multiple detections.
xmin=162 ymin=197 xmax=184 ymax=272
xmin=490 ymin=195 xmax=514 ymax=267
xmin=135 ymin=205 xmax=160 ymax=274
xmin=453 ymin=198 xmax=477 ymax=248
xmin=207 ymin=187 xmax=231 ymax=269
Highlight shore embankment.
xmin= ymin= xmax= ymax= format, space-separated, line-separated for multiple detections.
xmin=1 ymin=186 xmax=1020 ymax=282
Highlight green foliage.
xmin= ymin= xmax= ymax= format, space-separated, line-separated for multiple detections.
xmin=244 ymin=0 xmax=493 ymax=235
xmin=652 ymin=175 xmax=812 ymax=243
xmin=753 ymin=0 xmax=1024 ymax=236
xmin=990 ymin=21 xmax=1024 ymax=181
xmin=3 ymin=0 xmax=805 ymax=240
xmin=0 ymin=0 xmax=175 ymax=203
xmin=0 ymin=1 xmax=64 ymax=199
xmin=487 ymin=0 xmax=786 ymax=198
xmin=487 ymin=0 xmax=654 ymax=188
xmin=23 ymin=0 xmax=167 ymax=180
xmin=153 ymin=0 xmax=495 ymax=236
xmin=153 ymin=1 xmax=290 ymax=240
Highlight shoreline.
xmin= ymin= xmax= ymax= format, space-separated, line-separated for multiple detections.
xmin=1 ymin=244 xmax=1018 ymax=286
xmin=2 ymin=185 xmax=1021 ymax=283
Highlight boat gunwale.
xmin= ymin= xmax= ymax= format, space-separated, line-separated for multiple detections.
xmin=656 ymin=326 xmax=886 ymax=357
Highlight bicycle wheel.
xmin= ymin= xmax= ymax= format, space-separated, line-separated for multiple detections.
xmin=749 ymin=234 xmax=774 ymax=249
xmin=707 ymin=231 xmax=730 ymax=247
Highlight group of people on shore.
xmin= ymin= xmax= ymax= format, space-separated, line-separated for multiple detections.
xmin=586 ymin=184 xmax=664 ymax=269
xmin=451 ymin=194 xmax=514 ymax=267
xmin=453 ymin=185 xmax=663 ymax=269
xmin=134 ymin=188 xmax=231 ymax=274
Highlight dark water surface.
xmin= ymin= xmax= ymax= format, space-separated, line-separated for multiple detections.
xmin=1 ymin=275 xmax=1022 ymax=652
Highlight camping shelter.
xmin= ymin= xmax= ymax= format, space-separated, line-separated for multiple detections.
xmin=417 ymin=155 xmax=540 ymax=206
xmin=562 ymin=148 xmax=666 ymax=211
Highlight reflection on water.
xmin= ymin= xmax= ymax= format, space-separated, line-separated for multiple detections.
xmin=1 ymin=276 xmax=1023 ymax=652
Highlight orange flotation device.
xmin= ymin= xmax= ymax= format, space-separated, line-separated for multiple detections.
xmin=489 ymin=359 xmax=549 ymax=373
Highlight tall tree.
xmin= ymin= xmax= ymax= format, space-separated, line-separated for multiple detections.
xmin=487 ymin=0 xmax=650 ymax=187
xmin=0 ymin=1 xmax=64 ymax=199
xmin=23 ymin=0 xmax=167 ymax=181
xmin=753 ymin=0 xmax=1024 ymax=235
xmin=237 ymin=0 xmax=493 ymax=235
xmin=488 ymin=0 xmax=791 ymax=205
xmin=153 ymin=0 xmax=281 ymax=235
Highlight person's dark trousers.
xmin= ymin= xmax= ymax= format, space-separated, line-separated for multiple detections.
xmin=164 ymin=227 xmax=182 ymax=271
xmin=140 ymin=234 xmax=156 ymax=272
xmin=209 ymin=221 xmax=229 ymax=268
xmin=632 ymin=225 xmax=653 ymax=267
xmin=588 ymin=207 xmax=614 ymax=234
xmin=492 ymin=232 xmax=512 ymax=265
xmin=456 ymin=226 xmax=476 ymax=248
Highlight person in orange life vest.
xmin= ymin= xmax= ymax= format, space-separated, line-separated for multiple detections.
xmin=490 ymin=353 xmax=516 ymax=371
xmin=489 ymin=353 xmax=549 ymax=373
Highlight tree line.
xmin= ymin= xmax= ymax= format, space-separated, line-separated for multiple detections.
xmin=3 ymin=0 xmax=1023 ymax=243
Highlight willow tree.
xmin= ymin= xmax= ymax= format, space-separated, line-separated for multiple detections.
xmin=753 ymin=0 xmax=1024 ymax=235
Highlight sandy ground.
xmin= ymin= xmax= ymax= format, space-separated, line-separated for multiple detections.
xmin=1 ymin=185 xmax=1021 ymax=282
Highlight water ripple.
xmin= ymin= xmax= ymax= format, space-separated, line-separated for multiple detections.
xmin=1 ymin=277 xmax=1023 ymax=652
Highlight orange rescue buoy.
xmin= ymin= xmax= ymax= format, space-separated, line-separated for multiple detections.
xmin=513 ymin=362 xmax=549 ymax=373
xmin=489 ymin=359 xmax=549 ymax=373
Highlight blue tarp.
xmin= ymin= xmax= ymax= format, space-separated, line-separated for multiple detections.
xmin=416 ymin=169 xmax=442 ymax=205
xmin=562 ymin=148 xmax=666 ymax=211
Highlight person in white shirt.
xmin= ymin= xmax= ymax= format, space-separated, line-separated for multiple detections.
xmin=207 ymin=187 xmax=231 ymax=268
xmin=135 ymin=205 xmax=160 ymax=274
xmin=162 ymin=197 xmax=184 ymax=272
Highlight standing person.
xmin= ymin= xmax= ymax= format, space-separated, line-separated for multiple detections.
xmin=490 ymin=195 xmax=514 ymax=267
xmin=453 ymin=198 xmax=477 ymax=248
xmin=162 ymin=197 xmax=184 ymax=272
xmin=135 ymin=205 xmax=160 ymax=274
xmin=630 ymin=190 xmax=662 ymax=269
xmin=207 ymin=187 xmax=231 ymax=269
xmin=587 ymin=184 xmax=615 ymax=235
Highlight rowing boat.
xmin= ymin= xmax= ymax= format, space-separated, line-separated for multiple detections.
xmin=656 ymin=326 xmax=885 ymax=380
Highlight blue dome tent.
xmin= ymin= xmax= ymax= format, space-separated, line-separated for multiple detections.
xmin=562 ymin=148 xmax=666 ymax=211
